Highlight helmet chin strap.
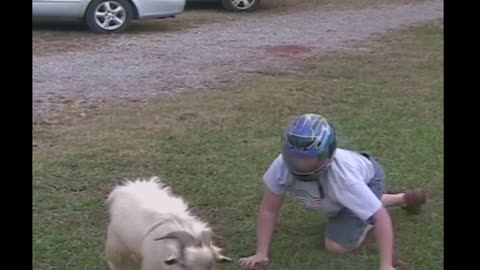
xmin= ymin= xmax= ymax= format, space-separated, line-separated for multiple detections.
xmin=291 ymin=169 xmax=323 ymax=182
xmin=291 ymin=171 xmax=326 ymax=198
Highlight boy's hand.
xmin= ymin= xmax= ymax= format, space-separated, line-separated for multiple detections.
xmin=239 ymin=253 xmax=269 ymax=269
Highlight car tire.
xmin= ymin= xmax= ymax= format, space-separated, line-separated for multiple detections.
xmin=85 ymin=0 xmax=134 ymax=34
xmin=220 ymin=0 xmax=260 ymax=12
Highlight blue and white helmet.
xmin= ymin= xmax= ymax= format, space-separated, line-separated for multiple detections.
xmin=281 ymin=113 xmax=337 ymax=181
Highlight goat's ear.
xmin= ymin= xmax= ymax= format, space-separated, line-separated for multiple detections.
xmin=212 ymin=246 xmax=233 ymax=263
xmin=216 ymin=254 xmax=233 ymax=263
xmin=164 ymin=255 xmax=178 ymax=265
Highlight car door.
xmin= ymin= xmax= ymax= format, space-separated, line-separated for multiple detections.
xmin=33 ymin=0 xmax=88 ymax=18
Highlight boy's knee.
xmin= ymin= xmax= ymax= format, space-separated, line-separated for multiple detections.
xmin=324 ymin=239 xmax=352 ymax=255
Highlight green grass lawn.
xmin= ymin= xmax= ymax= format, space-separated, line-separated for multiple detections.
xmin=33 ymin=21 xmax=443 ymax=270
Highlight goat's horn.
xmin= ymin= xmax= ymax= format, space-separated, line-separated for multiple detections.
xmin=154 ymin=231 xmax=201 ymax=249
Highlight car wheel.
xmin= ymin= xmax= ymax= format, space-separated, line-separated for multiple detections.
xmin=85 ymin=0 xmax=134 ymax=34
xmin=221 ymin=0 xmax=260 ymax=12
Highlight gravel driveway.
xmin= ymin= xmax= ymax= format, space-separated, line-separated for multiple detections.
xmin=32 ymin=0 xmax=443 ymax=121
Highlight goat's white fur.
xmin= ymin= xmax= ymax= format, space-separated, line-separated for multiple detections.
xmin=105 ymin=177 xmax=230 ymax=270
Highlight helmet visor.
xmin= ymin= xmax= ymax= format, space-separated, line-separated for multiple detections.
xmin=284 ymin=154 xmax=331 ymax=176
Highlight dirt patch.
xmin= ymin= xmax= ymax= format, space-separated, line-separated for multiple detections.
xmin=32 ymin=0 xmax=428 ymax=56
xmin=264 ymin=45 xmax=313 ymax=58
xmin=33 ymin=0 xmax=442 ymax=123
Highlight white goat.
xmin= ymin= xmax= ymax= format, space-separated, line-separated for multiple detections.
xmin=105 ymin=177 xmax=231 ymax=270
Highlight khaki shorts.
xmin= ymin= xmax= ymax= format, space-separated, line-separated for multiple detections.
xmin=325 ymin=153 xmax=385 ymax=249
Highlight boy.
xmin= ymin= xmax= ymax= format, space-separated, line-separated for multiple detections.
xmin=239 ymin=113 xmax=426 ymax=270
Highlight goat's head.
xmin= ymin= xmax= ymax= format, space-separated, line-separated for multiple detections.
xmin=154 ymin=231 xmax=232 ymax=270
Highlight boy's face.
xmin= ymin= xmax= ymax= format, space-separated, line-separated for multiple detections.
xmin=289 ymin=156 xmax=329 ymax=175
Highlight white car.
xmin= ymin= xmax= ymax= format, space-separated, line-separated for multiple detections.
xmin=188 ymin=0 xmax=261 ymax=12
xmin=32 ymin=0 xmax=186 ymax=33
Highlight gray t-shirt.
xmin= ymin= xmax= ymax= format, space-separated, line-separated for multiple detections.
xmin=263 ymin=148 xmax=382 ymax=221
